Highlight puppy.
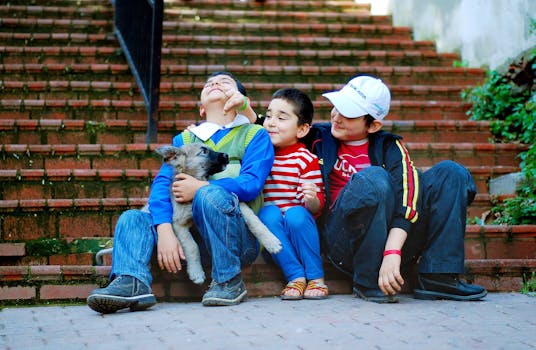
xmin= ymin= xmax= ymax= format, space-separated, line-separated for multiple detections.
xmin=150 ymin=143 xmax=281 ymax=284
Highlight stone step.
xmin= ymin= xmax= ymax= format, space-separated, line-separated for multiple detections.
xmin=0 ymin=258 xmax=535 ymax=304
xmin=0 ymin=79 xmax=471 ymax=101
xmin=0 ymin=119 xmax=494 ymax=145
xmin=1 ymin=141 xmax=527 ymax=170
xmin=4 ymin=0 xmax=369 ymax=13
xmin=0 ymin=45 xmax=457 ymax=67
xmin=0 ymin=5 xmax=391 ymax=25
xmin=0 ymin=62 xmax=484 ymax=85
xmin=0 ymin=98 xmax=474 ymax=121
xmin=0 ymin=164 xmax=517 ymax=201
xmin=0 ymin=17 xmax=412 ymax=40
xmin=0 ymin=31 xmax=435 ymax=51
xmin=0 ymin=195 xmax=513 ymax=241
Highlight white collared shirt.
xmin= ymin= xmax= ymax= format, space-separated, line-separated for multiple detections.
xmin=189 ymin=114 xmax=251 ymax=141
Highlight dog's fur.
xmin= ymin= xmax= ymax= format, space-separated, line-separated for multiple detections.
xmin=148 ymin=143 xmax=281 ymax=284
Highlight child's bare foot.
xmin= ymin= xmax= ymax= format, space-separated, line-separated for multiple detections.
xmin=280 ymin=278 xmax=306 ymax=300
xmin=304 ymin=279 xmax=329 ymax=300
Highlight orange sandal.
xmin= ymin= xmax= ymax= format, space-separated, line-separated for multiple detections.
xmin=280 ymin=280 xmax=306 ymax=300
xmin=304 ymin=280 xmax=329 ymax=300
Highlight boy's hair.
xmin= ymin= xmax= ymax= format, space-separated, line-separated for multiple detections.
xmin=271 ymin=88 xmax=314 ymax=126
xmin=208 ymin=71 xmax=247 ymax=97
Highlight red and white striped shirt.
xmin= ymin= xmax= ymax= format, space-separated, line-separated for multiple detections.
xmin=263 ymin=142 xmax=325 ymax=214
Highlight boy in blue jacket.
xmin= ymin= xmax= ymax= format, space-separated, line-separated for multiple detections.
xmin=303 ymin=75 xmax=487 ymax=303
xmin=87 ymin=72 xmax=274 ymax=313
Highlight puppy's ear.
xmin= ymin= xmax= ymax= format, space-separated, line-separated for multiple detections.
xmin=155 ymin=145 xmax=182 ymax=164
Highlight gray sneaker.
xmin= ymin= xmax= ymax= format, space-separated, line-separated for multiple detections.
xmin=87 ymin=275 xmax=156 ymax=314
xmin=202 ymin=274 xmax=247 ymax=306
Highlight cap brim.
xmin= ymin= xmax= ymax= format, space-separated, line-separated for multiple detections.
xmin=322 ymin=91 xmax=369 ymax=118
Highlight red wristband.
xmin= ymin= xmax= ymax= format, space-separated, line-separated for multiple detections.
xmin=383 ymin=249 xmax=401 ymax=257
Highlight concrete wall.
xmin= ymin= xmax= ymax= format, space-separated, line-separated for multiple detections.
xmin=360 ymin=0 xmax=536 ymax=70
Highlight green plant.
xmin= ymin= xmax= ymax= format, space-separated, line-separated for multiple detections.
xmin=521 ymin=271 xmax=536 ymax=296
xmin=462 ymin=44 xmax=535 ymax=225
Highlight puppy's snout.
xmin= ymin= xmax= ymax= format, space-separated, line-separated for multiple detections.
xmin=219 ymin=152 xmax=229 ymax=165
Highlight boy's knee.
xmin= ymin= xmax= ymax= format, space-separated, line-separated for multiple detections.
xmin=349 ymin=166 xmax=391 ymax=199
xmin=193 ymin=184 xmax=238 ymax=214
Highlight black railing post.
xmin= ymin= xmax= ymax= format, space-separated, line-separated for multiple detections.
xmin=113 ymin=0 xmax=163 ymax=143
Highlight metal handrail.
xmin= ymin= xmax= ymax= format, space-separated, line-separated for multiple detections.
xmin=112 ymin=0 xmax=164 ymax=143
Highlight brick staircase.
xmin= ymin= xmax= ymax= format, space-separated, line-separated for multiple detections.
xmin=1 ymin=0 xmax=535 ymax=304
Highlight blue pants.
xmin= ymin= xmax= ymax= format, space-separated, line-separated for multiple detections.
xmin=258 ymin=205 xmax=324 ymax=282
xmin=110 ymin=185 xmax=259 ymax=287
xmin=322 ymin=161 xmax=476 ymax=289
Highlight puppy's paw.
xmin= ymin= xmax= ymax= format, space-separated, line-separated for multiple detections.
xmin=262 ymin=236 xmax=282 ymax=254
xmin=187 ymin=266 xmax=206 ymax=285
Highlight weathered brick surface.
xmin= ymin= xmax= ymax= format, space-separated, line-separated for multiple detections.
xmin=0 ymin=286 xmax=36 ymax=300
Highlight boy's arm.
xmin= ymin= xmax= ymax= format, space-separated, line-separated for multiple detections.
xmin=223 ymin=89 xmax=257 ymax=123
xmin=383 ymin=139 xmax=419 ymax=232
xmin=211 ymin=127 xmax=274 ymax=201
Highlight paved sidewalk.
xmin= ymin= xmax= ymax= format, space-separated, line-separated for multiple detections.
xmin=1 ymin=293 xmax=535 ymax=350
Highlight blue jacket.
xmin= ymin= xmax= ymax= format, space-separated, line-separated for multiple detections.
xmin=303 ymin=123 xmax=420 ymax=233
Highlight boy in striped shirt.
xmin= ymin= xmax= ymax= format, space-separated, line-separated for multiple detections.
xmin=259 ymin=88 xmax=328 ymax=300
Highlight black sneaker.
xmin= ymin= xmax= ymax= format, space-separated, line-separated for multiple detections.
xmin=87 ymin=275 xmax=156 ymax=314
xmin=202 ymin=274 xmax=247 ymax=306
xmin=414 ymin=273 xmax=487 ymax=301
xmin=353 ymin=284 xmax=399 ymax=304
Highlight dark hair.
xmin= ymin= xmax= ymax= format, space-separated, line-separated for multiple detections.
xmin=364 ymin=114 xmax=375 ymax=127
xmin=208 ymin=71 xmax=247 ymax=96
xmin=271 ymin=88 xmax=314 ymax=126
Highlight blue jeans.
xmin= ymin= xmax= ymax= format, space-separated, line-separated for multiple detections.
xmin=110 ymin=184 xmax=259 ymax=286
xmin=321 ymin=161 xmax=476 ymax=289
xmin=258 ymin=205 xmax=324 ymax=282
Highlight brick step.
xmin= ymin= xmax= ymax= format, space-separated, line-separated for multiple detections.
xmin=0 ymin=164 xmax=516 ymax=200
xmin=0 ymin=63 xmax=485 ymax=86
xmin=1 ymin=259 xmax=535 ymax=304
xmin=0 ymin=119 xmax=494 ymax=145
xmin=0 ymin=17 xmax=112 ymax=34
xmin=0 ymin=79 xmax=471 ymax=101
xmin=4 ymin=0 xmax=370 ymax=13
xmin=0 ymin=45 xmax=457 ymax=67
xmin=0 ymin=5 xmax=391 ymax=25
xmin=0 ymin=196 xmax=515 ymax=241
xmin=162 ymin=0 xmax=371 ymax=12
xmin=0 ymin=31 xmax=435 ymax=51
xmin=0 ymin=5 xmax=113 ymax=20
xmin=0 ymin=97 xmax=476 ymax=121
xmin=1 ymin=225 xmax=534 ymax=264
xmin=0 ymin=18 xmax=412 ymax=40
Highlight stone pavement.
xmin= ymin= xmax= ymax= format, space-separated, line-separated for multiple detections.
xmin=1 ymin=293 xmax=535 ymax=350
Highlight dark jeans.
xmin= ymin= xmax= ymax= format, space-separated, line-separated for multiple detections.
xmin=321 ymin=161 xmax=477 ymax=289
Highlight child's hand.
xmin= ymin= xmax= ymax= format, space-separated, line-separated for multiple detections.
xmin=223 ymin=88 xmax=249 ymax=115
xmin=302 ymin=182 xmax=320 ymax=214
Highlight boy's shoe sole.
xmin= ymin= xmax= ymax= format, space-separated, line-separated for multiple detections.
xmin=353 ymin=286 xmax=399 ymax=304
xmin=201 ymin=290 xmax=247 ymax=306
xmin=87 ymin=293 xmax=156 ymax=314
xmin=413 ymin=289 xmax=488 ymax=301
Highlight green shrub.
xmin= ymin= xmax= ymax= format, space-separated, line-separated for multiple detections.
xmin=462 ymin=44 xmax=535 ymax=225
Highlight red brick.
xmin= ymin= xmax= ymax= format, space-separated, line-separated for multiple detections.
xmin=0 ymin=266 xmax=30 ymax=281
xmin=2 ymin=215 xmax=56 ymax=241
xmin=30 ymin=265 xmax=62 ymax=281
xmin=58 ymin=214 xmax=111 ymax=238
xmin=0 ymin=243 xmax=26 ymax=257
xmin=0 ymin=286 xmax=36 ymax=300
xmin=49 ymin=253 xmax=94 ymax=266
xmin=40 ymin=284 xmax=96 ymax=300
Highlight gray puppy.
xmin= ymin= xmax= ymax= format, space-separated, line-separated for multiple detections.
xmin=149 ymin=143 xmax=281 ymax=284
xmin=96 ymin=143 xmax=282 ymax=284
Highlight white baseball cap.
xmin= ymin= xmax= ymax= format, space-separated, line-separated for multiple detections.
xmin=322 ymin=75 xmax=391 ymax=120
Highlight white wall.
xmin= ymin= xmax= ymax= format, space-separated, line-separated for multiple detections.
xmin=358 ymin=0 xmax=536 ymax=70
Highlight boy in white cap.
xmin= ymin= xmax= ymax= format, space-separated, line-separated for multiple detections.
xmin=303 ymin=74 xmax=487 ymax=303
